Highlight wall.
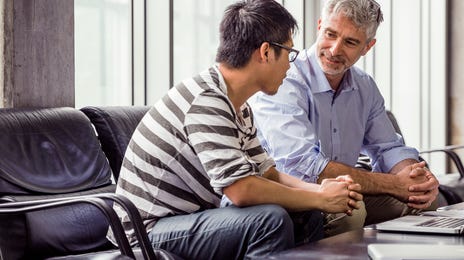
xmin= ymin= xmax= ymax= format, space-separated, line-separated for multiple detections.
xmin=0 ymin=0 xmax=74 ymax=108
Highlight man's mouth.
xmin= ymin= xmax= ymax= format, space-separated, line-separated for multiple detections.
xmin=322 ymin=51 xmax=344 ymax=64
xmin=325 ymin=55 xmax=343 ymax=64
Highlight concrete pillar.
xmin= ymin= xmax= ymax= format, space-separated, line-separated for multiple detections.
xmin=0 ymin=0 xmax=74 ymax=108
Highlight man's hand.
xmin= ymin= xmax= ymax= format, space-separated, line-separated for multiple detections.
xmin=318 ymin=175 xmax=363 ymax=215
xmin=391 ymin=162 xmax=428 ymax=201
xmin=407 ymin=166 xmax=440 ymax=209
xmin=392 ymin=161 xmax=439 ymax=209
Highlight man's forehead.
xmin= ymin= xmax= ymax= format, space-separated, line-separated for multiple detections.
xmin=321 ymin=13 xmax=368 ymax=40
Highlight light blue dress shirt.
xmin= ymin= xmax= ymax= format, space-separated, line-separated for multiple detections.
xmin=248 ymin=45 xmax=419 ymax=183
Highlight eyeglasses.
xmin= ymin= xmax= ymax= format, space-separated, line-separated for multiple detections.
xmin=269 ymin=42 xmax=300 ymax=62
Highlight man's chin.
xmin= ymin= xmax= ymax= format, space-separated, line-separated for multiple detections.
xmin=262 ymin=89 xmax=279 ymax=96
xmin=321 ymin=66 xmax=345 ymax=76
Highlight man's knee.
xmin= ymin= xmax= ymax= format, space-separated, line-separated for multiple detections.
xmin=324 ymin=201 xmax=366 ymax=237
xmin=290 ymin=210 xmax=324 ymax=244
xmin=258 ymin=204 xmax=294 ymax=234
xmin=364 ymin=195 xmax=418 ymax=225
xmin=247 ymin=204 xmax=295 ymax=253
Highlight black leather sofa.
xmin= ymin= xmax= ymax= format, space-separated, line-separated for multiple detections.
xmin=0 ymin=107 xmax=179 ymax=260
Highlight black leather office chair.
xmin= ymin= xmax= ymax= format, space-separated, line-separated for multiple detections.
xmin=0 ymin=107 xmax=177 ymax=259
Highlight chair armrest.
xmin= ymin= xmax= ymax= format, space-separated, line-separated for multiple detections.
xmin=439 ymin=144 xmax=464 ymax=150
xmin=98 ymin=193 xmax=156 ymax=260
xmin=0 ymin=197 xmax=135 ymax=259
xmin=0 ymin=193 xmax=157 ymax=260
xmin=419 ymin=148 xmax=464 ymax=179
xmin=88 ymin=194 xmax=182 ymax=260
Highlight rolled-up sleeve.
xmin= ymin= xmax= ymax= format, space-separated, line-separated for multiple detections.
xmin=362 ymin=94 xmax=419 ymax=173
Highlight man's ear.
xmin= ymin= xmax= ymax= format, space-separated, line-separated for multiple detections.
xmin=258 ymin=42 xmax=270 ymax=63
xmin=362 ymin=38 xmax=376 ymax=56
xmin=317 ymin=18 xmax=322 ymax=31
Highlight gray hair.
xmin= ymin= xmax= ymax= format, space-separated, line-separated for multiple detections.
xmin=321 ymin=0 xmax=383 ymax=41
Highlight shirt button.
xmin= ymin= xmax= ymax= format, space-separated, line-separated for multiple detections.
xmin=334 ymin=156 xmax=338 ymax=160
xmin=333 ymin=128 xmax=337 ymax=133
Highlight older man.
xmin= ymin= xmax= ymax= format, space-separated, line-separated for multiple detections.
xmin=249 ymin=0 xmax=439 ymax=236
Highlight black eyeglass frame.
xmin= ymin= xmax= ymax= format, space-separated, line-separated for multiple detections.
xmin=269 ymin=42 xmax=300 ymax=62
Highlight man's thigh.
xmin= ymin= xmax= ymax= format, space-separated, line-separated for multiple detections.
xmin=323 ymin=201 xmax=366 ymax=237
xmin=364 ymin=195 xmax=438 ymax=225
xmin=148 ymin=204 xmax=294 ymax=260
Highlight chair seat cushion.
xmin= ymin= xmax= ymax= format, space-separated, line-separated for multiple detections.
xmin=0 ymin=185 xmax=117 ymax=259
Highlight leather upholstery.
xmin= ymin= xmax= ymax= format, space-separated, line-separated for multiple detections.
xmin=0 ymin=107 xmax=115 ymax=259
xmin=0 ymin=107 xmax=112 ymax=194
xmin=81 ymin=106 xmax=150 ymax=181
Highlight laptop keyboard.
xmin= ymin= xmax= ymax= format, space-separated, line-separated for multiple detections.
xmin=417 ymin=217 xmax=464 ymax=228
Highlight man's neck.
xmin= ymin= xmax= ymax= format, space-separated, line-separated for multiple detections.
xmin=326 ymin=73 xmax=345 ymax=92
xmin=218 ymin=63 xmax=258 ymax=112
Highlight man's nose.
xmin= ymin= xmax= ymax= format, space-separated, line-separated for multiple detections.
xmin=330 ymin=39 xmax=343 ymax=56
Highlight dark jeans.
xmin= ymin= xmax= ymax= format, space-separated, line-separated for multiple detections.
xmin=148 ymin=204 xmax=323 ymax=260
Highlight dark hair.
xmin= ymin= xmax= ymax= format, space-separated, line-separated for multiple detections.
xmin=216 ymin=0 xmax=298 ymax=68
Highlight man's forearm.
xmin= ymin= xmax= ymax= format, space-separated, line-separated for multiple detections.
xmin=389 ymin=158 xmax=419 ymax=174
xmin=318 ymin=161 xmax=401 ymax=195
xmin=223 ymin=175 xmax=325 ymax=211
xmin=264 ymin=167 xmax=320 ymax=191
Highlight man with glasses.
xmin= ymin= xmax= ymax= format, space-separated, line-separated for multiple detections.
xmin=249 ymin=0 xmax=439 ymax=237
xmin=109 ymin=0 xmax=363 ymax=259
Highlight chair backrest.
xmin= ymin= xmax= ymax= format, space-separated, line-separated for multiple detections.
xmin=0 ymin=107 xmax=114 ymax=259
xmin=81 ymin=106 xmax=151 ymax=181
xmin=386 ymin=110 xmax=403 ymax=138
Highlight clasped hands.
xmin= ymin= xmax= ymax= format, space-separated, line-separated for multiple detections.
xmin=397 ymin=161 xmax=440 ymax=209
xmin=319 ymin=175 xmax=363 ymax=216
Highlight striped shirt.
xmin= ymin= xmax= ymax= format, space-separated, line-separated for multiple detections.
xmin=108 ymin=66 xmax=275 ymax=244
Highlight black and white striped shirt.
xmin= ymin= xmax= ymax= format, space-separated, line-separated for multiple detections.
xmin=110 ymin=66 xmax=275 ymax=244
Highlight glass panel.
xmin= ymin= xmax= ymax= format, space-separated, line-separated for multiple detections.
xmin=74 ymin=0 xmax=132 ymax=107
xmin=146 ymin=1 xmax=170 ymax=105
xmin=172 ymin=0 xmax=235 ymax=85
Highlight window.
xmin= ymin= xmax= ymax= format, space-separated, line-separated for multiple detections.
xmin=74 ymin=0 xmax=132 ymax=107
xmin=172 ymin=1 xmax=235 ymax=84
xmin=74 ymin=0 xmax=447 ymax=174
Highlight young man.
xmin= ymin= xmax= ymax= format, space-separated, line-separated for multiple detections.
xmin=249 ymin=0 xmax=439 ymax=236
xmin=108 ymin=0 xmax=363 ymax=259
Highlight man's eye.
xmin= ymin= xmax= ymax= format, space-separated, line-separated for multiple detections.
xmin=346 ymin=40 xmax=357 ymax=46
xmin=326 ymin=32 xmax=336 ymax=38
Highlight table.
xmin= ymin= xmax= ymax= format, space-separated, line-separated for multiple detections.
xmin=266 ymin=227 xmax=464 ymax=259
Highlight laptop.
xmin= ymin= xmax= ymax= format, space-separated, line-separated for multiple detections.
xmin=375 ymin=202 xmax=464 ymax=235
xmin=367 ymin=243 xmax=464 ymax=260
